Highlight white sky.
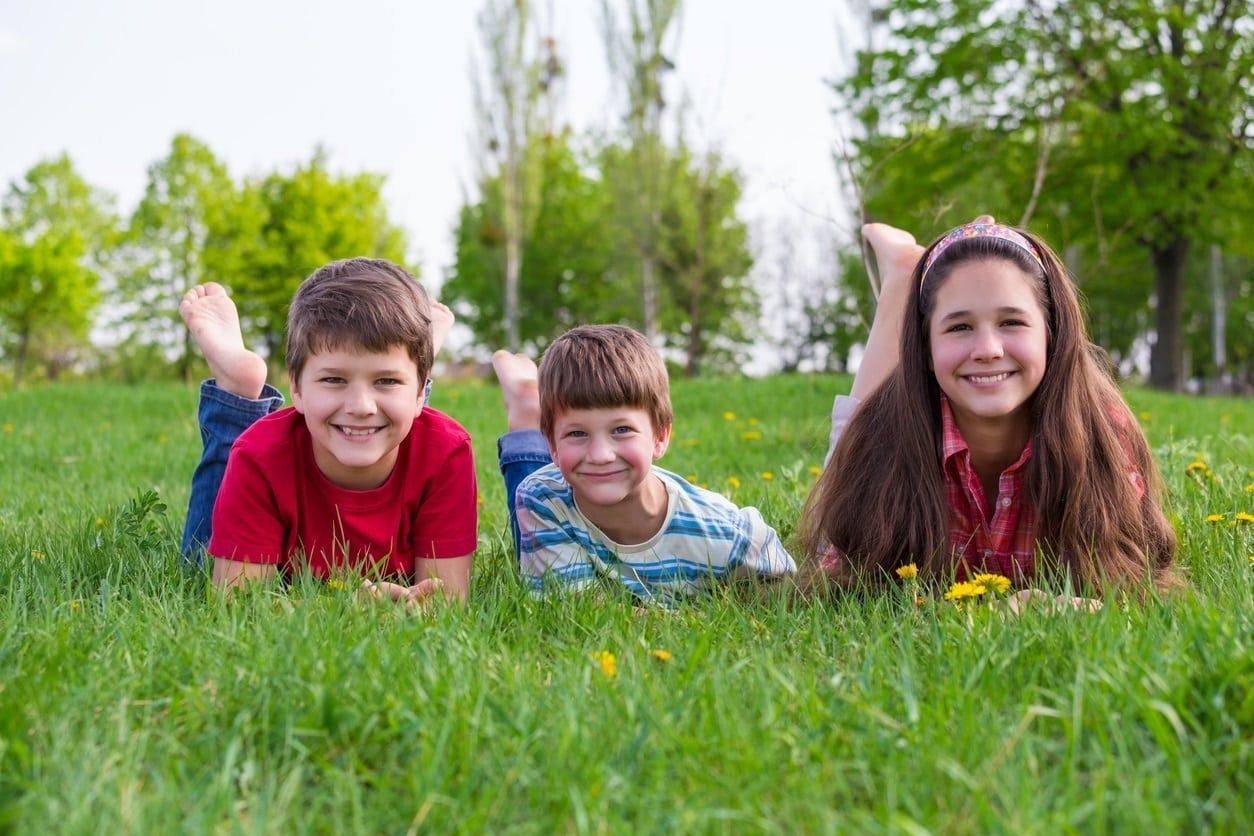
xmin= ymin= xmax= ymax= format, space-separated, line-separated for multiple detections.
xmin=0 ymin=0 xmax=855 ymax=292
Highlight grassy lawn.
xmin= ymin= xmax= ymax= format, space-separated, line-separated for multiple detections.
xmin=0 ymin=376 xmax=1251 ymax=833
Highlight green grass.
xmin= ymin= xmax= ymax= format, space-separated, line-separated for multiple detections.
xmin=0 ymin=377 xmax=1251 ymax=833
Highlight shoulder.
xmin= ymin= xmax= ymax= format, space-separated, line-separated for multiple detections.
xmin=654 ymin=467 xmax=743 ymax=521
xmin=517 ymin=463 xmax=571 ymax=503
xmin=411 ymin=407 xmax=472 ymax=448
xmin=233 ymin=407 xmax=303 ymax=460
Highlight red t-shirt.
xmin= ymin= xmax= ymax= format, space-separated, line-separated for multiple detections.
xmin=208 ymin=406 xmax=478 ymax=580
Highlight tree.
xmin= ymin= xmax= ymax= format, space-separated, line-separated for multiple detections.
xmin=651 ymin=145 xmax=755 ymax=376
xmin=0 ymin=155 xmax=117 ymax=386
xmin=599 ymin=0 xmax=684 ymax=340
xmin=837 ymin=0 xmax=1254 ymax=390
xmin=230 ymin=151 xmax=410 ymax=372
xmin=123 ymin=134 xmax=237 ymax=382
xmin=445 ymin=132 xmax=618 ymax=352
xmin=470 ymin=0 xmax=563 ymax=350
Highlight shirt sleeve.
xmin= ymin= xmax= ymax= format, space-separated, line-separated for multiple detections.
xmin=208 ymin=445 xmax=286 ymax=564
xmin=827 ymin=394 xmax=862 ymax=464
xmin=729 ymin=506 xmax=797 ymax=580
xmin=516 ymin=482 xmax=599 ymax=596
xmin=410 ymin=435 xmax=480 ymax=559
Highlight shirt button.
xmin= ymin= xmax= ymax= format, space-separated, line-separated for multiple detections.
xmin=1000 ymin=497 xmax=1011 ymax=507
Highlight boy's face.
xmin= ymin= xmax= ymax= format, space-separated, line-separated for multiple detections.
xmin=290 ymin=343 xmax=424 ymax=490
xmin=549 ymin=406 xmax=670 ymax=512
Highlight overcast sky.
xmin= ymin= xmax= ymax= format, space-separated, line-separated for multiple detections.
xmin=0 ymin=0 xmax=855 ymax=291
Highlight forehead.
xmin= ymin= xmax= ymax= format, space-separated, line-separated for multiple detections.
xmin=553 ymin=405 xmax=654 ymax=426
xmin=931 ymin=259 xmax=1043 ymax=311
xmin=302 ymin=342 xmax=417 ymax=371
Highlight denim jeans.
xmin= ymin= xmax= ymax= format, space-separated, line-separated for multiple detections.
xmin=497 ymin=429 xmax=551 ymax=561
xmin=180 ymin=380 xmax=285 ymax=565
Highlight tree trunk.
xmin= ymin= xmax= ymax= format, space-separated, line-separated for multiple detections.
xmin=1209 ymin=244 xmax=1226 ymax=390
xmin=1148 ymin=236 xmax=1189 ymax=391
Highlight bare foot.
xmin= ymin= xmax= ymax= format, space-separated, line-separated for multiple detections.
xmin=430 ymin=301 xmax=454 ymax=358
xmin=491 ymin=350 xmax=541 ymax=432
xmin=179 ymin=283 xmax=268 ymax=400
xmin=862 ymin=223 xmax=926 ymax=296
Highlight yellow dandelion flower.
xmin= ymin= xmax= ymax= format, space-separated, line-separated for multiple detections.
xmin=1245 ymin=484 xmax=1254 ymax=493
xmin=915 ymin=594 xmax=928 ymax=608
xmin=1186 ymin=461 xmax=1208 ymax=473
xmin=742 ymin=431 xmax=763 ymax=440
xmin=70 ymin=601 xmax=80 ymax=610
xmin=650 ymin=649 xmax=673 ymax=662
xmin=1235 ymin=512 xmax=1254 ymax=524
xmin=477 ymin=494 xmax=485 ymax=505
xmin=749 ymin=418 xmax=759 ymax=426
xmin=94 ymin=518 xmax=105 ymax=527
xmin=725 ymin=476 xmax=741 ymax=489
xmin=31 ymin=550 xmax=45 ymax=561
xmin=943 ymin=581 xmax=987 ymax=601
xmin=761 ymin=471 xmax=774 ymax=481
xmin=1249 ymin=555 xmax=1254 ymax=564
xmin=686 ymin=474 xmax=698 ymax=483
xmin=1205 ymin=513 xmax=1226 ymax=523
xmin=326 ymin=579 xmax=346 ymax=590
xmin=2 ymin=424 xmax=12 ymax=432
xmin=971 ymin=573 xmax=1011 ymax=594
xmin=895 ymin=563 xmax=918 ymax=580
xmin=723 ymin=412 xmax=735 ymax=421
xmin=591 ymin=650 xmax=617 ymax=679
xmin=808 ymin=465 xmax=823 ymax=476
xmin=1139 ymin=412 xmax=1150 ymax=421
xmin=157 ymin=434 xmax=169 ymax=443
xmin=1220 ymin=415 xmax=1231 ymax=423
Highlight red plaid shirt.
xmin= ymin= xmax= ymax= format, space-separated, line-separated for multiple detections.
xmin=822 ymin=394 xmax=1146 ymax=582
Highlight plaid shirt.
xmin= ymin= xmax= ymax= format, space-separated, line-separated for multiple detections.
xmin=822 ymin=394 xmax=1146 ymax=582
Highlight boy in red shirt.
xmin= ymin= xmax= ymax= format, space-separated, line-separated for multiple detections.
xmin=179 ymin=258 xmax=476 ymax=604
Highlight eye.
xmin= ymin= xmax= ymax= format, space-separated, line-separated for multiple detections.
xmin=944 ymin=323 xmax=971 ymax=333
xmin=564 ymin=429 xmax=587 ymax=439
xmin=1001 ymin=318 xmax=1028 ymax=328
xmin=612 ymin=425 xmax=635 ymax=435
xmin=319 ymin=376 xmax=346 ymax=385
xmin=376 ymin=377 xmax=403 ymax=386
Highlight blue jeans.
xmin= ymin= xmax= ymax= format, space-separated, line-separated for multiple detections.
xmin=497 ymin=429 xmax=551 ymax=560
xmin=180 ymin=380 xmax=285 ymax=565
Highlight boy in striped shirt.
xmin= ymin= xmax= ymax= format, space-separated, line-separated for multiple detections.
xmin=493 ymin=325 xmax=794 ymax=607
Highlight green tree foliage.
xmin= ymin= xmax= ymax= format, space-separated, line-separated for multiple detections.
xmin=445 ymin=132 xmax=618 ymax=353
xmin=229 ymin=150 xmax=411 ymax=370
xmin=0 ymin=155 xmax=117 ymax=386
xmin=837 ymin=0 xmax=1254 ymax=390
xmin=123 ymin=134 xmax=238 ymax=382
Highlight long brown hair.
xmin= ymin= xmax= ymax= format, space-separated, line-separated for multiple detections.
xmin=799 ymin=227 xmax=1178 ymax=595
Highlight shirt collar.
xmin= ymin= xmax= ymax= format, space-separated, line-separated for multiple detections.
xmin=938 ymin=394 xmax=1033 ymax=470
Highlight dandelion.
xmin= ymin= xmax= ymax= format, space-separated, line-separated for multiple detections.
xmin=1236 ymin=512 xmax=1254 ymax=524
xmin=2 ymin=424 xmax=12 ymax=433
xmin=809 ymin=466 xmax=822 ymax=476
xmin=477 ymin=494 xmax=485 ymax=505
xmin=650 ymin=649 xmax=673 ymax=662
xmin=1205 ymin=513 xmax=1226 ymax=523
xmin=1245 ymin=484 xmax=1254 ymax=493
xmin=30 ymin=550 xmax=45 ymax=561
xmin=157 ymin=434 xmax=169 ymax=443
xmin=591 ymin=650 xmax=617 ymax=679
xmin=943 ymin=580 xmax=988 ymax=601
xmin=761 ymin=472 xmax=774 ymax=481
xmin=327 ymin=579 xmax=346 ymax=590
xmin=70 ymin=601 xmax=80 ymax=610
xmin=725 ymin=476 xmax=741 ymax=489
xmin=742 ymin=431 xmax=763 ymax=440
xmin=915 ymin=595 xmax=927 ymax=608
xmin=895 ymin=563 xmax=918 ymax=580
xmin=1186 ymin=461 xmax=1208 ymax=473
xmin=686 ymin=474 xmax=698 ymax=483
xmin=1139 ymin=412 xmax=1150 ymax=421
xmin=971 ymin=573 xmax=1011 ymax=594
xmin=94 ymin=518 xmax=105 ymax=527
xmin=748 ymin=418 xmax=759 ymax=426
xmin=723 ymin=411 xmax=736 ymax=421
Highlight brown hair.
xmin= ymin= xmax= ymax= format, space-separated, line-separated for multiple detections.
xmin=800 ymin=227 xmax=1178 ymax=595
xmin=285 ymin=258 xmax=433 ymax=384
xmin=538 ymin=325 xmax=674 ymax=442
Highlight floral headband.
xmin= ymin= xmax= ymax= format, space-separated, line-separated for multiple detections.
xmin=920 ymin=223 xmax=1046 ymax=291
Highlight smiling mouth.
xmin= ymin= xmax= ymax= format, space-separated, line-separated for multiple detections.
xmin=337 ymin=426 xmax=382 ymax=437
xmin=965 ymin=372 xmax=1013 ymax=384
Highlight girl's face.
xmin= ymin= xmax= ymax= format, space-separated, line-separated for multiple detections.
xmin=927 ymin=259 xmax=1048 ymax=440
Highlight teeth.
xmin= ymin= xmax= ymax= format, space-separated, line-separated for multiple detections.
xmin=339 ymin=426 xmax=378 ymax=437
xmin=967 ymin=373 xmax=1010 ymax=384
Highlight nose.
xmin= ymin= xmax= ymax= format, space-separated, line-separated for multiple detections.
xmin=587 ymin=434 xmax=615 ymax=463
xmin=345 ymin=382 xmax=377 ymax=415
xmin=971 ymin=327 xmax=1004 ymax=361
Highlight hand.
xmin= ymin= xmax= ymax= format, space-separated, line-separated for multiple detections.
xmin=997 ymin=588 xmax=1102 ymax=616
xmin=357 ymin=578 xmax=447 ymax=613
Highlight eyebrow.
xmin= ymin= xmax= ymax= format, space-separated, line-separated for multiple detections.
xmin=936 ymin=305 xmax=1035 ymax=323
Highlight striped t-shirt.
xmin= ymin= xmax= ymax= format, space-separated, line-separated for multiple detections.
xmin=516 ymin=464 xmax=795 ymax=606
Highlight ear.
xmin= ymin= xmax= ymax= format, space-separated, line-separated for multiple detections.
xmin=652 ymin=422 xmax=672 ymax=460
xmin=289 ymin=371 xmax=304 ymax=412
